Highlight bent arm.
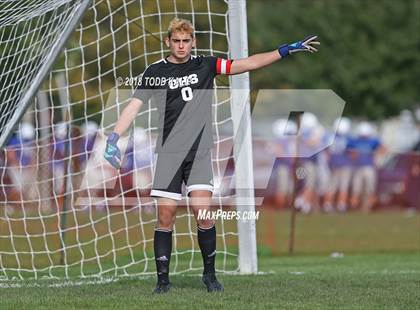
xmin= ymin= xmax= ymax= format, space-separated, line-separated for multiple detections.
xmin=113 ymin=98 xmax=143 ymax=136
xmin=230 ymin=50 xmax=281 ymax=75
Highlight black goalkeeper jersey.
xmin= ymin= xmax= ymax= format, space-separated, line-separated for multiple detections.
xmin=133 ymin=55 xmax=232 ymax=153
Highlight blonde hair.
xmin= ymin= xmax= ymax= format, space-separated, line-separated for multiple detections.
xmin=167 ymin=17 xmax=194 ymax=38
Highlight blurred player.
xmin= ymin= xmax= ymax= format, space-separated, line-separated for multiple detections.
xmin=119 ymin=127 xmax=154 ymax=211
xmin=407 ymin=143 xmax=420 ymax=211
xmin=0 ymin=149 xmax=6 ymax=201
xmin=295 ymin=113 xmax=321 ymax=213
xmin=315 ymin=124 xmax=331 ymax=207
xmin=103 ymin=17 xmax=320 ymax=293
xmin=82 ymin=129 xmax=116 ymax=211
xmin=323 ymin=117 xmax=352 ymax=212
xmin=131 ymin=127 xmax=153 ymax=194
xmin=6 ymin=122 xmax=37 ymax=202
xmin=271 ymin=118 xmax=297 ymax=208
xmin=69 ymin=122 xmax=98 ymax=208
xmin=348 ymin=121 xmax=385 ymax=212
xmin=72 ymin=120 xmax=99 ymax=177
xmin=79 ymin=121 xmax=98 ymax=168
xmin=51 ymin=122 xmax=68 ymax=195
xmin=407 ymin=111 xmax=420 ymax=210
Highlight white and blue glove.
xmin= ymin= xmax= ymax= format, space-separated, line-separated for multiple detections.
xmin=104 ymin=132 xmax=121 ymax=169
xmin=278 ymin=35 xmax=320 ymax=58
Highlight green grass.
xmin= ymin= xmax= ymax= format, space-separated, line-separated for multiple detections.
xmin=258 ymin=209 xmax=420 ymax=255
xmin=1 ymin=253 xmax=419 ymax=309
xmin=0 ymin=209 xmax=419 ymax=308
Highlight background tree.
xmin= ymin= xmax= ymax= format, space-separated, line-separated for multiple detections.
xmin=248 ymin=0 xmax=420 ymax=119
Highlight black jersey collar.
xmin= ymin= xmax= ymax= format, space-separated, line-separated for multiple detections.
xmin=164 ymin=55 xmax=194 ymax=65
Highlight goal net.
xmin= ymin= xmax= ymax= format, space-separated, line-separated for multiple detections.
xmin=0 ymin=0 xmax=256 ymax=282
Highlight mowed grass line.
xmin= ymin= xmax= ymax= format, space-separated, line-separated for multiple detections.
xmin=0 ymin=208 xmax=418 ymax=279
xmin=1 ymin=253 xmax=419 ymax=309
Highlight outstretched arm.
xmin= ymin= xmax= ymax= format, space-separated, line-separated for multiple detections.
xmin=230 ymin=50 xmax=281 ymax=75
xmin=230 ymin=35 xmax=320 ymax=75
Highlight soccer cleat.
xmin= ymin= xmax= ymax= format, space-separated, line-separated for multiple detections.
xmin=153 ymin=281 xmax=172 ymax=294
xmin=202 ymin=273 xmax=224 ymax=292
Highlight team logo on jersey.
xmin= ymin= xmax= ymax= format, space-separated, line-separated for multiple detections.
xmin=168 ymin=74 xmax=199 ymax=89
xmin=140 ymin=73 xmax=199 ymax=89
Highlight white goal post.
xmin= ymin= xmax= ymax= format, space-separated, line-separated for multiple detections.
xmin=0 ymin=0 xmax=257 ymax=281
xmin=228 ymin=0 xmax=257 ymax=274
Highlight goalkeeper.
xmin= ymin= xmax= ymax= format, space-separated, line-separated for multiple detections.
xmin=104 ymin=17 xmax=319 ymax=294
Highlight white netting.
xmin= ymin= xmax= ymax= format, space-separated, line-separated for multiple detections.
xmin=0 ymin=0 xmax=246 ymax=281
xmin=0 ymin=0 xmax=86 ymax=144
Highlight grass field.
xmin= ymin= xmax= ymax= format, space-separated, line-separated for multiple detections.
xmin=0 ymin=209 xmax=419 ymax=309
xmin=0 ymin=253 xmax=419 ymax=309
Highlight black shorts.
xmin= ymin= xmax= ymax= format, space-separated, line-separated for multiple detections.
xmin=150 ymin=148 xmax=213 ymax=200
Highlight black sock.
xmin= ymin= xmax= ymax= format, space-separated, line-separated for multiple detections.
xmin=197 ymin=225 xmax=216 ymax=274
xmin=154 ymin=229 xmax=172 ymax=284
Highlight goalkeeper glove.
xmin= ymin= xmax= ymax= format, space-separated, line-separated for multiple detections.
xmin=278 ymin=35 xmax=320 ymax=58
xmin=104 ymin=132 xmax=121 ymax=169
